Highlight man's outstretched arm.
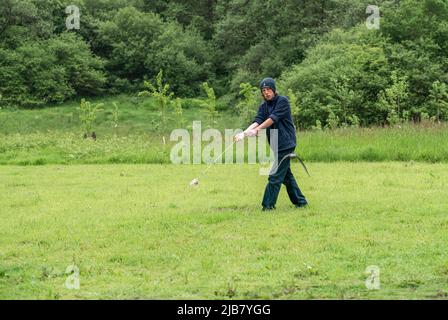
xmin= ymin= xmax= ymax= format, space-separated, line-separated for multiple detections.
xmin=234 ymin=122 xmax=259 ymax=141
xmin=234 ymin=117 xmax=275 ymax=141
xmin=252 ymin=118 xmax=274 ymax=134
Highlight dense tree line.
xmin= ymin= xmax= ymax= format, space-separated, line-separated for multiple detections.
xmin=0 ymin=0 xmax=447 ymax=127
xmin=282 ymin=0 xmax=448 ymax=127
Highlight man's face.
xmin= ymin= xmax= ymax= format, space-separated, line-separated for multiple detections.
xmin=262 ymin=88 xmax=275 ymax=101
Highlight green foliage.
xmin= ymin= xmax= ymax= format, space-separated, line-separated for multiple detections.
xmin=311 ymin=120 xmax=323 ymax=131
xmin=200 ymin=82 xmax=219 ymax=127
xmin=381 ymin=0 xmax=448 ymax=48
xmin=280 ymin=27 xmax=390 ymax=128
xmin=172 ymin=98 xmax=185 ymax=128
xmin=0 ymin=44 xmax=72 ymax=108
xmin=287 ymin=89 xmax=301 ymax=129
xmin=1 ymin=99 xmax=448 ymax=164
xmin=139 ymin=70 xmax=174 ymax=132
xmin=0 ymin=0 xmax=54 ymax=48
xmin=215 ymin=0 xmax=388 ymax=92
xmin=278 ymin=0 xmax=448 ymax=128
xmin=141 ymin=0 xmax=218 ymax=40
xmin=0 ymin=33 xmax=105 ymax=108
xmin=237 ymin=83 xmax=260 ymax=127
xmin=78 ymin=99 xmax=104 ymax=137
xmin=347 ymin=114 xmax=360 ymax=128
xmin=97 ymin=6 xmax=213 ymax=96
xmin=329 ymin=77 xmax=363 ymax=127
xmin=0 ymin=0 xmax=448 ymax=129
xmin=325 ymin=108 xmax=340 ymax=130
xmin=0 ymin=94 xmax=244 ymax=136
xmin=48 ymin=33 xmax=106 ymax=96
xmin=377 ymin=71 xmax=409 ymax=125
xmin=384 ymin=38 xmax=447 ymax=114
xmin=380 ymin=0 xmax=448 ymax=117
xmin=428 ymin=81 xmax=448 ymax=122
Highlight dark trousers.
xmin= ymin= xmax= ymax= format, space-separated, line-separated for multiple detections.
xmin=261 ymin=147 xmax=308 ymax=208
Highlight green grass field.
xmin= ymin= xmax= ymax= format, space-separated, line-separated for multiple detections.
xmin=1 ymin=96 xmax=448 ymax=299
xmin=1 ymin=95 xmax=448 ymax=165
xmin=1 ymin=162 xmax=448 ymax=299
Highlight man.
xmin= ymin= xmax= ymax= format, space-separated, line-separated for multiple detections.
xmin=234 ymin=77 xmax=308 ymax=211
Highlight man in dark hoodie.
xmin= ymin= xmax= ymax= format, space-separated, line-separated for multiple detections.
xmin=234 ymin=77 xmax=308 ymax=211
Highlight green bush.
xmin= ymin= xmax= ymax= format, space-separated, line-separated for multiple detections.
xmin=236 ymin=83 xmax=261 ymax=127
xmin=200 ymin=82 xmax=219 ymax=127
xmin=138 ymin=70 xmax=174 ymax=132
xmin=0 ymin=33 xmax=105 ymax=108
xmin=97 ymin=6 xmax=213 ymax=97
xmin=280 ymin=27 xmax=390 ymax=128
xmin=78 ymin=99 xmax=104 ymax=138
xmin=428 ymin=81 xmax=448 ymax=121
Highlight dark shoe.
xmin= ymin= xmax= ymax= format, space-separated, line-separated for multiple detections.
xmin=295 ymin=203 xmax=308 ymax=209
xmin=262 ymin=206 xmax=276 ymax=212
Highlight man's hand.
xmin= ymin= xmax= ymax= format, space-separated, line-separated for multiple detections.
xmin=233 ymin=132 xmax=245 ymax=142
xmin=245 ymin=128 xmax=259 ymax=137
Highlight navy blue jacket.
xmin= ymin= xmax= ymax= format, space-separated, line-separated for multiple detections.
xmin=253 ymin=95 xmax=296 ymax=152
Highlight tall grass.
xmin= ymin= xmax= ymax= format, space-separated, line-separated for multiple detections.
xmin=1 ymin=123 xmax=447 ymax=165
xmin=298 ymin=122 xmax=448 ymax=163
xmin=0 ymin=94 xmax=238 ymax=135
xmin=1 ymin=96 xmax=448 ymax=165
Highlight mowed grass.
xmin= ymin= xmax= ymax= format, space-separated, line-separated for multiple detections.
xmin=1 ymin=162 xmax=448 ymax=299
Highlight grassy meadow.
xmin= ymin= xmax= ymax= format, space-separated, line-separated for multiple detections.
xmin=1 ymin=96 xmax=448 ymax=299
xmin=1 ymin=95 xmax=448 ymax=165
xmin=1 ymin=163 xmax=448 ymax=299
